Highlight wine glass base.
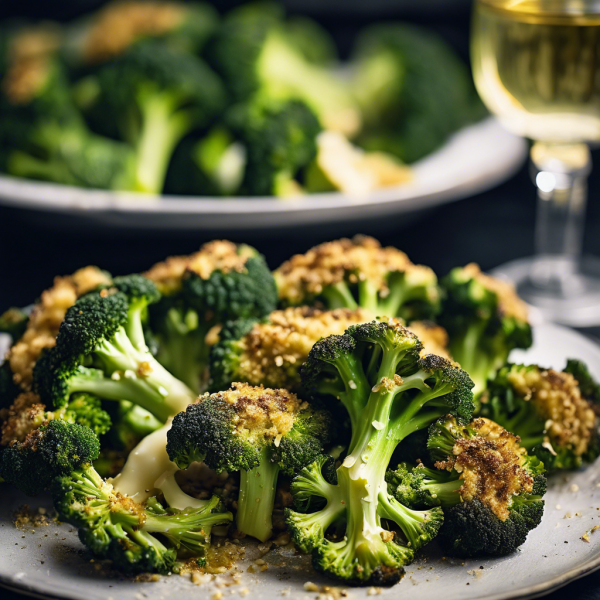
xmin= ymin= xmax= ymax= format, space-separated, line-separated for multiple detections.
xmin=490 ymin=256 xmax=600 ymax=327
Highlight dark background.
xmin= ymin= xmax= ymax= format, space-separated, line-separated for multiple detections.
xmin=1 ymin=1 xmax=600 ymax=598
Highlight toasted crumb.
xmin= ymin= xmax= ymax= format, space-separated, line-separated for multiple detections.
xmin=304 ymin=582 xmax=320 ymax=592
xmin=367 ymin=587 xmax=382 ymax=596
xmin=13 ymin=505 xmax=50 ymax=529
xmin=582 ymin=534 xmax=590 ymax=542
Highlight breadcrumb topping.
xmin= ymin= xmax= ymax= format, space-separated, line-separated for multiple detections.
xmin=462 ymin=263 xmax=529 ymax=323
xmin=436 ymin=418 xmax=533 ymax=521
xmin=508 ymin=367 xmax=597 ymax=457
xmin=211 ymin=383 xmax=302 ymax=443
xmin=0 ymin=392 xmax=46 ymax=446
xmin=233 ymin=307 xmax=372 ymax=390
xmin=274 ymin=236 xmax=429 ymax=305
xmin=407 ymin=321 xmax=451 ymax=360
xmin=7 ymin=266 xmax=111 ymax=390
xmin=82 ymin=0 xmax=187 ymax=63
xmin=145 ymin=241 xmax=252 ymax=295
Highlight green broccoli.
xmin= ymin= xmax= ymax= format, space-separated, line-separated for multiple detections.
xmin=102 ymin=401 xmax=162 ymax=453
xmin=209 ymin=306 xmax=373 ymax=393
xmin=285 ymin=321 xmax=474 ymax=585
xmin=167 ymin=382 xmax=332 ymax=542
xmin=482 ymin=362 xmax=600 ymax=470
xmin=207 ymin=3 xmax=360 ymax=137
xmin=439 ymin=264 xmax=533 ymax=396
xmin=52 ymin=464 xmax=232 ymax=574
xmin=0 ymin=306 xmax=30 ymax=340
xmin=33 ymin=275 xmax=196 ymax=423
xmin=351 ymin=23 xmax=483 ymax=163
xmin=80 ymin=40 xmax=226 ymax=194
xmin=146 ymin=241 xmax=277 ymax=392
xmin=274 ymin=236 xmax=440 ymax=322
xmin=0 ymin=420 xmax=100 ymax=496
xmin=388 ymin=416 xmax=546 ymax=557
xmin=565 ymin=359 xmax=600 ymax=405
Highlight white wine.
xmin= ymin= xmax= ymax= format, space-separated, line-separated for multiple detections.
xmin=472 ymin=0 xmax=600 ymax=142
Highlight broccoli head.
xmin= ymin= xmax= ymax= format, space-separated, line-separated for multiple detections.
xmin=33 ymin=276 xmax=195 ymax=422
xmin=0 ymin=306 xmax=30 ymax=340
xmin=145 ymin=241 xmax=277 ymax=392
xmin=274 ymin=236 xmax=441 ymax=322
xmin=439 ymin=263 xmax=533 ymax=396
xmin=209 ymin=306 xmax=373 ymax=393
xmin=387 ymin=416 xmax=545 ymax=558
xmin=0 ymin=419 xmax=100 ymax=496
xmin=52 ymin=464 xmax=232 ymax=574
xmin=351 ymin=23 xmax=483 ymax=163
xmin=482 ymin=362 xmax=600 ymax=470
xmin=285 ymin=321 xmax=474 ymax=585
xmin=167 ymin=382 xmax=332 ymax=542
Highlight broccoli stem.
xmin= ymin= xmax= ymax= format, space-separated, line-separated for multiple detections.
xmin=133 ymin=91 xmax=192 ymax=194
xmin=236 ymin=446 xmax=280 ymax=542
xmin=72 ymin=327 xmax=195 ymax=421
xmin=322 ymin=281 xmax=358 ymax=310
xmin=424 ymin=479 xmax=463 ymax=506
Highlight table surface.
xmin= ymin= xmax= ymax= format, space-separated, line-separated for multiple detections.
xmin=1 ymin=156 xmax=600 ymax=600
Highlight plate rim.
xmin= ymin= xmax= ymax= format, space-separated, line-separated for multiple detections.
xmin=1 ymin=322 xmax=599 ymax=600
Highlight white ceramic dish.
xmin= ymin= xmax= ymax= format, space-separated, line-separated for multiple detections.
xmin=0 ymin=322 xmax=599 ymax=600
xmin=0 ymin=117 xmax=526 ymax=230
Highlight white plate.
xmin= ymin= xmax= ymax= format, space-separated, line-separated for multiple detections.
xmin=1 ymin=322 xmax=600 ymax=600
xmin=0 ymin=117 xmax=526 ymax=230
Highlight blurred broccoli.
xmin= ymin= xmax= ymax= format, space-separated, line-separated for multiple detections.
xmin=208 ymin=3 xmax=360 ymax=137
xmin=351 ymin=23 xmax=484 ymax=163
xmin=387 ymin=416 xmax=546 ymax=557
xmin=439 ymin=264 xmax=533 ymax=396
xmin=482 ymin=362 xmax=600 ymax=470
xmin=274 ymin=236 xmax=440 ymax=322
xmin=167 ymin=383 xmax=332 ymax=542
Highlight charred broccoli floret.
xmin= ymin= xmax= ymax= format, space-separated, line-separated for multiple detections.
xmin=285 ymin=321 xmax=474 ymax=585
xmin=0 ymin=419 xmax=100 ymax=495
xmin=482 ymin=362 xmax=600 ymax=470
xmin=52 ymin=464 xmax=232 ymax=574
xmin=351 ymin=23 xmax=482 ymax=163
xmin=33 ymin=275 xmax=195 ymax=422
xmin=209 ymin=306 xmax=373 ymax=393
xmin=388 ymin=416 xmax=546 ymax=557
xmin=439 ymin=264 xmax=533 ymax=395
xmin=167 ymin=383 xmax=332 ymax=542
xmin=146 ymin=241 xmax=277 ymax=392
xmin=274 ymin=236 xmax=440 ymax=322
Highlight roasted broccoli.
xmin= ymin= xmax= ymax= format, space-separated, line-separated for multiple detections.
xmin=167 ymin=383 xmax=332 ymax=542
xmin=285 ymin=321 xmax=474 ymax=585
xmin=351 ymin=23 xmax=483 ymax=163
xmin=33 ymin=275 xmax=196 ymax=422
xmin=0 ymin=307 xmax=30 ymax=340
xmin=482 ymin=362 xmax=600 ymax=470
xmin=208 ymin=3 xmax=360 ymax=137
xmin=0 ymin=419 xmax=100 ymax=496
xmin=209 ymin=306 xmax=373 ymax=393
xmin=145 ymin=241 xmax=277 ymax=392
xmin=388 ymin=416 xmax=546 ymax=557
xmin=81 ymin=40 xmax=226 ymax=193
xmin=439 ymin=264 xmax=533 ymax=396
xmin=274 ymin=236 xmax=441 ymax=322
xmin=53 ymin=464 xmax=232 ymax=574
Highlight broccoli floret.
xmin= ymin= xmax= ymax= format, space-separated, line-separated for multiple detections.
xmin=387 ymin=416 xmax=546 ymax=558
xmin=33 ymin=275 xmax=195 ymax=422
xmin=167 ymin=383 xmax=332 ymax=542
xmin=0 ymin=306 xmax=30 ymax=340
xmin=439 ymin=264 xmax=533 ymax=396
xmin=351 ymin=24 xmax=483 ymax=163
xmin=285 ymin=321 xmax=474 ymax=585
xmin=146 ymin=241 xmax=277 ymax=392
xmin=565 ymin=359 xmax=600 ymax=405
xmin=82 ymin=40 xmax=226 ymax=194
xmin=209 ymin=306 xmax=373 ymax=393
xmin=102 ymin=401 xmax=162 ymax=453
xmin=274 ymin=236 xmax=441 ymax=322
xmin=482 ymin=362 xmax=600 ymax=470
xmin=52 ymin=464 xmax=232 ymax=574
xmin=207 ymin=3 xmax=360 ymax=137
xmin=0 ymin=420 xmax=100 ymax=496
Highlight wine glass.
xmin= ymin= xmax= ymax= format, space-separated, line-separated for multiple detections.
xmin=471 ymin=0 xmax=600 ymax=326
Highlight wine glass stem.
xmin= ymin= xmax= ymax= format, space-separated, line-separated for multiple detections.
xmin=530 ymin=142 xmax=592 ymax=295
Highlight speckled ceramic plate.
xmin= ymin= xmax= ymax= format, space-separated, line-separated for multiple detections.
xmin=0 ymin=118 xmax=526 ymax=230
xmin=1 ymin=322 xmax=599 ymax=600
